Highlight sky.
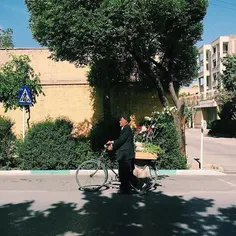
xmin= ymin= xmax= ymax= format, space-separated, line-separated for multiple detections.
xmin=0 ymin=0 xmax=236 ymax=48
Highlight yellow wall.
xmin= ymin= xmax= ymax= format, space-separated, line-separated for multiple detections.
xmin=0 ymin=49 xmax=164 ymax=136
xmin=0 ymin=85 xmax=95 ymax=136
xmin=0 ymin=48 xmax=89 ymax=85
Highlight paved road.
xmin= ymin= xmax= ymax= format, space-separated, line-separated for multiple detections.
xmin=186 ymin=128 xmax=236 ymax=172
xmin=1 ymin=175 xmax=236 ymax=236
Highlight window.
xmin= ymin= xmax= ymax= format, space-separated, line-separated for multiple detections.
xmin=199 ymin=53 xmax=204 ymax=61
xmin=206 ymin=50 xmax=210 ymax=61
xmin=223 ymin=42 xmax=228 ymax=53
xmin=213 ymin=47 xmax=216 ymax=54
xmin=206 ymin=63 xmax=209 ymax=70
xmin=200 ymin=64 xmax=204 ymax=72
xmin=213 ymin=73 xmax=218 ymax=87
xmin=213 ymin=59 xmax=216 ymax=68
xmin=206 ymin=76 xmax=210 ymax=87
xmin=199 ymin=77 xmax=204 ymax=86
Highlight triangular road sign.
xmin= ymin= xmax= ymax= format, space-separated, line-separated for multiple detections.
xmin=19 ymin=89 xmax=31 ymax=103
xmin=18 ymin=86 xmax=32 ymax=105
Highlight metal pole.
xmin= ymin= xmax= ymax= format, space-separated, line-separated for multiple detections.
xmin=22 ymin=106 xmax=25 ymax=140
xmin=200 ymin=123 xmax=203 ymax=169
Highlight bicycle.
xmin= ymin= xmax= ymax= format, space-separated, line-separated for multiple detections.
xmin=75 ymin=145 xmax=158 ymax=194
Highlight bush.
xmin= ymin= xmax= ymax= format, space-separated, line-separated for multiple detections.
xmin=208 ymin=120 xmax=236 ymax=137
xmin=18 ymin=118 xmax=96 ymax=170
xmin=89 ymin=117 xmax=121 ymax=151
xmin=154 ymin=120 xmax=187 ymax=169
xmin=0 ymin=116 xmax=16 ymax=169
xmin=138 ymin=108 xmax=187 ymax=170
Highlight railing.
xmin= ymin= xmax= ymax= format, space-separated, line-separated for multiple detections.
xmin=183 ymin=94 xmax=200 ymax=106
xmin=201 ymin=90 xmax=218 ymax=101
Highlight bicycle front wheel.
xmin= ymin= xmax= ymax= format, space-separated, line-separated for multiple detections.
xmin=75 ymin=160 xmax=108 ymax=192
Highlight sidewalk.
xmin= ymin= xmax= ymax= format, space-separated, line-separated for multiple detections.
xmin=186 ymin=128 xmax=236 ymax=172
xmin=0 ymin=169 xmax=226 ymax=176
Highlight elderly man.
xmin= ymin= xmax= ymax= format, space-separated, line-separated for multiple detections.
xmin=107 ymin=115 xmax=135 ymax=194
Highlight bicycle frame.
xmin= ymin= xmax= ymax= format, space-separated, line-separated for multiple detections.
xmin=96 ymin=146 xmax=119 ymax=179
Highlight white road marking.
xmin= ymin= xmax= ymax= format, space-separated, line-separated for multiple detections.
xmin=218 ymin=178 xmax=236 ymax=187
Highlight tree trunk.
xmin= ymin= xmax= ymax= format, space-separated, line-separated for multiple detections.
xmin=169 ymin=81 xmax=186 ymax=155
xmin=26 ymin=105 xmax=31 ymax=129
xmin=131 ymin=51 xmax=169 ymax=107
xmin=173 ymin=110 xmax=186 ymax=155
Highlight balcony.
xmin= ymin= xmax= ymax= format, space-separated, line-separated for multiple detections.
xmin=183 ymin=94 xmax=200 ymax=107
xmin=212 ymin=64 xmax=220 ymax=73
xmin=198 ymin=71 xmax=204 ymax=78
xmin=212 ymin=53 xmax=216 ymax=60
xmin=199 ymin=85 xmax=204 ymax=93
xmin=199 ymin=89 xmax=218 ymax=101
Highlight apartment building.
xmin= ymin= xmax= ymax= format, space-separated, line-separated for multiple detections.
xmin=195 ymin=35 xmax=236 ymax=125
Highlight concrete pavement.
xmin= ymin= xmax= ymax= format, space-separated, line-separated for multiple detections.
xmin=186 ymin=128 xmax=236 ymax=172
xmin=1 ymin=175 xmax=236 ymax=236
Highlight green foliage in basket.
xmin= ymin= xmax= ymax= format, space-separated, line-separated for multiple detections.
xmin=142 ymin=142 xmax=162 ymax=154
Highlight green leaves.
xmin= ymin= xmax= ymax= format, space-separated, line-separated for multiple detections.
xmin=18 ymin=118 xmax=96 ymax=170
xmin=0 ymin=116 xmax=16 ymax=168
xmin=0 ymin=28 xmax=13 ymax=49
xmin=25 ymin=0 xmax=208 ymax=109
xmin=0 ymin=55 xmax=44 ymax=112
xmin=217 ymin=55 xmax=236 ymax=120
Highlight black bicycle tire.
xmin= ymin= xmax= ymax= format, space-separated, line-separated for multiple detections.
xmin=75 ymin=160 xmax=108 ymax=192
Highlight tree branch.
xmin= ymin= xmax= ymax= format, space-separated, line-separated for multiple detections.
xmin=131 ymin=51 xmax=168 ymax=107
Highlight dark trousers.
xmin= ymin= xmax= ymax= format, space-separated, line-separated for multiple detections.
xmin=118 ymin=158 xmax=135 ymax=192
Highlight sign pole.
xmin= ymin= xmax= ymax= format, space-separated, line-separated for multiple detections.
xmin=200 ymin=125 xmax=203 ymax=169
xmin=200 ymin=120 xmax=207 ymax=169
xmin=18 ymin=85 xmax=33 ymax=141
xmin=22 ymin=106 xmax=25 ymax=140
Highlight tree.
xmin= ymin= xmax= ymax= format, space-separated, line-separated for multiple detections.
xmin=0 ymin=55 xmax=44 ymax=127
xmin=0 ymin=28 xmax=14 ymax=48
xmin=217 ymin=55 xmax=236 ymax=120
xmin=25 ymin=0 xmax=208 ymax=153
xmin=88 ymin=56 xmax=136 ymax=120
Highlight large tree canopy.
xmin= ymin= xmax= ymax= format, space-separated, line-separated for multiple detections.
xmin=26 ymin=0 xmax=208 ymax=153
xmin=26 ymin=0 xmax=207 ymax=105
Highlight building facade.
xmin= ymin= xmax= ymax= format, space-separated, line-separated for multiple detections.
xmin=195 ymin=35 xmax=236 ymax=126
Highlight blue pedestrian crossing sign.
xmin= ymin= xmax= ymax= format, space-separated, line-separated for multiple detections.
xmin=18 ymin=86 xmax=32 ymax=105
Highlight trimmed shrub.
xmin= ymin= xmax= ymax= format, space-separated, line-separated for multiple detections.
xmin=18 ymin=118 xmax=95 ymax=170
xmin=0 ymin=116 xmax=16 ymax=169
xmin=153 ymin=120 xmax=187 ymax=170
xmin=208 ymin=120 xmax=236 ymax=137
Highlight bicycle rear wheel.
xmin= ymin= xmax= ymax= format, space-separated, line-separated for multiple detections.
xmin=75 ymin=160 xmax=108 ymax=192
xmin=132 ymin=163 xmax=158 ymax=193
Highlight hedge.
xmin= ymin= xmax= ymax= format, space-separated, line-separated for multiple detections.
xmin=208 ymin=120 xmax=236 ymax=137
xmin=0 ymin=116 xmax=17 ymax=169
xmin=18 ymin=118 xmax=96 ymax=170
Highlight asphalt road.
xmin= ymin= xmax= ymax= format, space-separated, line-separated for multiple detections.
xmin=1 ymin=175 xmax=236 ymax=236
xmin=186 ymin=129 xmax=236 ymax=172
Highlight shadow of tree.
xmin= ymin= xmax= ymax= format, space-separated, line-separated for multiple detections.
xmin=0 ymin=191 xmax=236 ymax=236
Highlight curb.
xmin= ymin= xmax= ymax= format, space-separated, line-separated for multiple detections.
xmin=0 ymin=169 xmax=226 ymax=176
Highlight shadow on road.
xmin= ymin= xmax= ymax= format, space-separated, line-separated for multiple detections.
xmin=0 ymin=191 xmax=236 ymax=236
